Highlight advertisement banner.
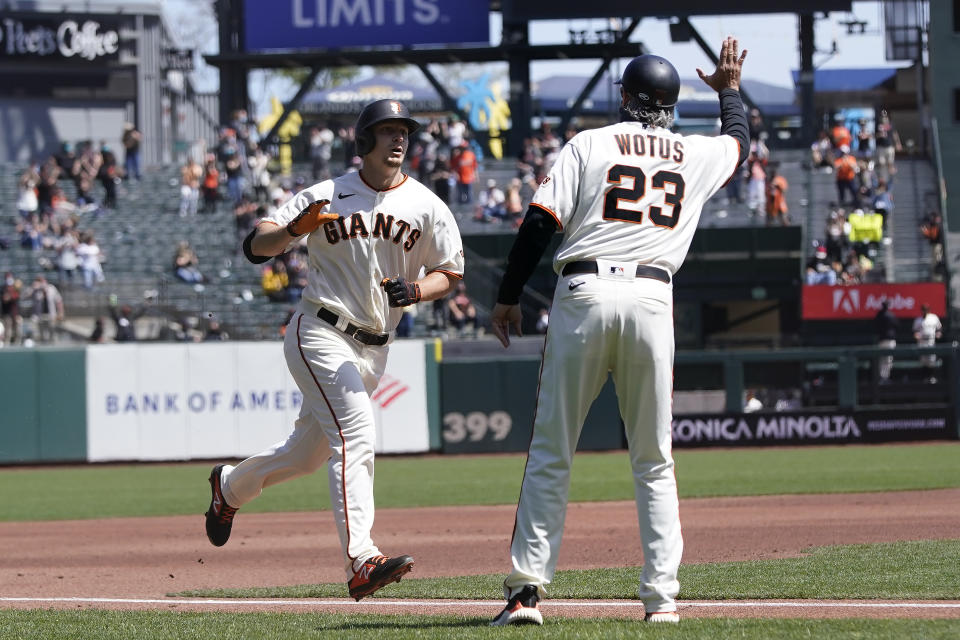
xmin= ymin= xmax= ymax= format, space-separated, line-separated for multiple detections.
xmin=0 ymin=14 xmax=121 ymax=63
xmin=440 ymin=359 xmax=624 ymax=454
xmin=243 ymin=0 xmax=490 ymax=52
xmin=672 ymin=407 xmax=954 ymax=448
xmin=802 ymin=283 xmax=946 ymax=320
xmin=85 ymin=341 xmax=430 ymax=462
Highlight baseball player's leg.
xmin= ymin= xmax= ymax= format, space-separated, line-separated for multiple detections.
xmin=613 ymin=280 xmax=682 ymax=613
xmin=284 ymin=313 xmax=384 ymax=577
xmin=220 ymin=411 xmax=330 ymax=508
xmin=505 ymin=281 xmax=611 ymax=597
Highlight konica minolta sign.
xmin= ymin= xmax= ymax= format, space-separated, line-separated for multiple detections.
xmin=671 ymin=408 xmax=954 ymax=447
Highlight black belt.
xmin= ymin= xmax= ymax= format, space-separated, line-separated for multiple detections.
xmin=316 ymin=308 xmax=389 ymax=346
xmin=561 ymin=260 xmax=671 ymax=284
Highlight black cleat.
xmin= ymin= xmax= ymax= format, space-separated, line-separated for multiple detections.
xmin=490 ymin=584 xmax=543 ymax=626
xmin=205 ymin=464 xmax=238 ymax=547
xmin=348 ymin=554 xmax=415 ymax=601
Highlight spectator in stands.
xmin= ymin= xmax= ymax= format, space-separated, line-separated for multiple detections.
xmin=477 ymin=178 xmax=507 ymax=222
xmin=872 ymin=179 xmax=894 ymax=226
xmin=535 ymin=307 xmax=549 ymax=334
xmin=179 ymin=157 xmax=203 ymax=217
xmin=453 ymin=141 xmax=478 ymax=205
xmin=201 ymin=155 xmax=220 ymax=213
xmin=447 ymin=114 xmax=466 ymax=150
xmin=805 ymin=244 xmax=837 ymax=285
xmin=743 ymin=389 xmax=763 ymax=413
xmin=913 ymin=303 xmax=942 ymax=384
xmin=833 ymin=145 xmax=859 ymax=207
xmin=76 ymin=142 xmax=103 ymax=208
xmin=55 ymin=142 xmax=80 ymax=182
xmin=55 ymin=228 xmax=80 ymax=286
xmin=261 ymin=260 xmax=290 ymax=303
xmin=98 ymin=142 xmax=119 ymax=209
xmin=17 ymin=213 xmax=47 ymax=251
xmin=29 ymin=275 xmax=64 ymax=344
xmin=831 ymin=115 xmax=852 ymax=151
xmin=308 ymin=124 xmax=335 ymax=181
xmin=284 ymin=250 xmax=308 ymax=302
xmin=76 ymin=230 xmax=106 ymax=290
xmin=87 ymin=316 xmax=105 ymax=343
xmin=2 ymin=272 xmax=22 ymax=346
xmin=746 ymin=144 xmax=766 ymax=217
xmin=919 ymin=211 xmax=945 ymax=280
xmin=874 ymin=298 xmax=898 ymax=382
xmin=430 ymin=153 xmax=452 ymax=204
xmin=17 ymin=162 xmax=40 ymax=219
xmin=37 ymin=157 xmax=60 ymax=216
xmin=810 ymin=129 xmax=834 ymax=170
xmin=173 ymin=240 xmax=206 ymax=284
xmin=855 ymin=118 xmax=872 ymax=159
xmin=505 ymin=177 xmax=525 ymax=227
xmin=874 ymin=109 xmax=901 ymax=182
xmin=122 ymin=123 xmax=142 ymax=182
xmin=248 ymin=146 xmax=272 ymax=203
xmin=447 ymin=282 xmax=478 ymax=335
xmin=108 ymin=298 xmax=147 ymax=343
xmin=840 ymin=247 xmax=871 ymax=284
xmin=748 ymin=108 xmax=766 ymax=143
xmin=764 ymin=166 xmax=789 ymax=226
xmin=204 ymin=318 xmax=229 ymax=341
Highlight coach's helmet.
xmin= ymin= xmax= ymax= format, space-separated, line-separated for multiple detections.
xmin=354 ymin=99 xmax=421 ymax=156
xmin=616 ymin=54 xmax=680 ymax=110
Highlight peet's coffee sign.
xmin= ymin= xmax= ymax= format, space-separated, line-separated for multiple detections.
xmin=0 ymin=15 xmax=120 ymax=62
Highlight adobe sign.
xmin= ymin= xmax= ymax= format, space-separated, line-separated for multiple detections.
xmin=802 ymin=283 xmax=946 ymax=320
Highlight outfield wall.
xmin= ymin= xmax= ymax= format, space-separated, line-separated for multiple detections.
xmin=0 ymin=342 xmax=957 ymax=464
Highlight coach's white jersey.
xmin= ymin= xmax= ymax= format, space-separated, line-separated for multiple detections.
xmin=263 ymin=171 xmax=464 ymax=333
xmin=531 ymin=122 xmax=740 ymax=275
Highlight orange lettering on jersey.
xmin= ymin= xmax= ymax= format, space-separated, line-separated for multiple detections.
xmin=672 ymin=141 xmax=684 ymax=163
xmin=634 ymin=134 xmax=646 ymax=155
xmin=349 ymin=213 xmax=369 ymax=238
xmin=614 ymin=134 xmax=632 ymax=155
xmin=373 ymin=212 xmax=394 ymax=238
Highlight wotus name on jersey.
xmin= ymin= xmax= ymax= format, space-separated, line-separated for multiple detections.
xmin=322 ymin=212 xmax=420 ymax=251
xmin=672 ymin=414 xmax=862 ymax=444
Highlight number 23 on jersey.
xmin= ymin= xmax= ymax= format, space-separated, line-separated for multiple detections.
xmin=603 ymin=164 xmax=685 ymax=229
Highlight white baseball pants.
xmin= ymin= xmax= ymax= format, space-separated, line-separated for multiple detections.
xmin=221 ymin=310 xmax=388 ymax=578
xmin=504 ymin=268 xmax=683 ymax=613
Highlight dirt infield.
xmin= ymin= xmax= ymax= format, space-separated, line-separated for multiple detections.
xmin=2 ymin=488 xmax=959 ymax=619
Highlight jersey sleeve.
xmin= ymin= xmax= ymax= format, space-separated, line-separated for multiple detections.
xmin=529 ymin=139 xmax=584 ymax=230
xmin=685 ymin=134 xmax=742 ymax=197
xmin=425 ymin=205 xmax=465 ymax=278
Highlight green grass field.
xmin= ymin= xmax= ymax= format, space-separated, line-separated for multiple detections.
xmin=2 ymin=442 xmax=958 ymax=521
xmin=3 ymin=442 xmax=959 ymax=638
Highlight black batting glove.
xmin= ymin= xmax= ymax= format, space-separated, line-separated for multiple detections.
xmin=380 ymin=277 xmax=421 ymax=307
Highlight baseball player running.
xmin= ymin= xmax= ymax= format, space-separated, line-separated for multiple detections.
xmin=204 ymin=99 xmax=464 ymax=600
xmin=489 ymin=38 xmax=749 ymax=625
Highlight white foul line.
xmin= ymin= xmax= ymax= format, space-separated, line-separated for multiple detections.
xmin=1 ymin=597 xmax=959 ymax=609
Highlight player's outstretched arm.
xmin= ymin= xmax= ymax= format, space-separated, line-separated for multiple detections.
xmin=491 ymin=303 xmax=522 ymax=348
xmin=696 ymin=36 xmax=747 ymax=93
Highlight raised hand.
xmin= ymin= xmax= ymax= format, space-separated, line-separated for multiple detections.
xmin=696 ymin=36 xmax=747 ymax=93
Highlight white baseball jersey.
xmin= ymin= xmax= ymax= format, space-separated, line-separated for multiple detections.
xmin=531 ymin=122 xmax=740 ymax=274
xmin=263 ymin=171 xmax=465 ymax=333
xmin=913 ymin=312 xmax=942 ymax=345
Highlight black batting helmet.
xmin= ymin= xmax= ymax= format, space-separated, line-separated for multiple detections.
xmin=616 ymin=54 xmax=680 ymax=109
xmin=354 ymin=99 xmax=421 ymax=156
